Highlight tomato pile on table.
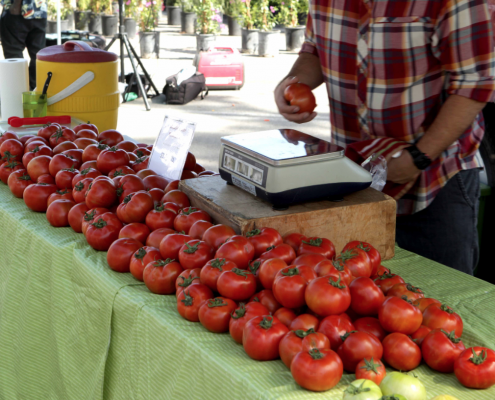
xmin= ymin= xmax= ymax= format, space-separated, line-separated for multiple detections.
xmin=1 ymin=125 xmax=495 ymax=399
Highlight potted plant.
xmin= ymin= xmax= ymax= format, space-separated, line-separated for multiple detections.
xmin=297 ymin=0 xmax=307 ymax=26
xmin=256 ymin=0 xmax=279 ymax=57
xmin=240 ymin=0 xmax=258 ymax=53
xmin=224 ymin=0 xmax=241 ymax=36
xmin=124 ymin=0 xmax=138 ymax=39
xmin=87 ymin=0 xmax=102 ymax=33
xmin=166 ymin=0 xmax=181 ymax=25
xmin=101 ymin=0 xmax=118 ymax=35
xmin=283 ymin=0 xmax=304 ymax=51
xmin=75 ymin=0 xmax=91 ymax=30
xmin=139 ymin=0 xmax=161 ymax=58
xmin=180 ymin=0 xmax=196 ymax=34
xmin=47 ymin=0 xmax=71 ymax=33
xmin=194 ymin=0 xmax=222 ymax=51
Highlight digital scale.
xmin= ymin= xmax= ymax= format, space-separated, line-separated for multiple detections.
xmin=218 ymin=129 xmax=372 ymax=208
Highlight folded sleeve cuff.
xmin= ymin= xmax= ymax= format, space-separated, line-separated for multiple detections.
xmin=299 ymin=42 xmax=319 ymax=57
xmin=447 ymin=75 xmax=495 ymax=103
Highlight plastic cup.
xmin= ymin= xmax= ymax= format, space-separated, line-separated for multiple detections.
xmin=22 ymin=91 xmax=47 ymax=118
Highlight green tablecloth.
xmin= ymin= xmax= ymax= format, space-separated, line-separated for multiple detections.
xmin=1 ymin=183 xmax=495 ymax=400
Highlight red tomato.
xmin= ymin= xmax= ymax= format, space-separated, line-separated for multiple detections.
xmin=55 ymin=167 xmax=78 ymax=189
xmin=116 ymin=140 xmax=138 ymax=152
xmin=248 ymin=258 xmax=264 ymax=291
xmin=175 ymin=268 xmax=201 ymax=296
xmin=413 ymin=297 xmax=441 ymax=313
xmin=454 ymin=347 xmax=495 ymax=389
xmin=0 ymin=131 xmax=20 ymax=145
xmin=74 ymin=138 xmax=98 ymax=150
xmin=229 ymin=301 xmax=270 ymax=344
xmin=115 ymin=174 xmax=145 ymax=202
xmin=72 ymin=167 xmax=101 ymax=187
xmin=37 ymin=123 xmax=59 ymax=140
xmin=164 ymin=180 xmax=179 ymax=193
xmin=46 ymin=199 xmax=75 ymax=227
xmin=283 ymin=232 xmax=308 ymax=252
xmin=82 ymin=143 xmax=109 ymax=162
xmin=0 ymin=161 xmax=23 ymax=184
xmin=200 ymin=258 xmax=237 ymax=292
xmin=273 ymin=308 xmax=298 ymax=328
xmin=145 ymin=203 xmax=176 ymax=231
xmin=85 ymin=177 xmax=117 ymax=209
xmin=143 ymin=174 xmax=169 ymax=190
xmin=314 ymin=259 xmax=353 ymax=285
xmin=0 ymin=139 xmax=24 ymax=162
xmin=387 ymin=283 xmax=425 ymax=302
xmin=177 ymin=283 xmax=214 ymax=322
xmin=97 ymin=147 xmax=130 ymax=175
xmin=290 ymin=314 xmax=320 ymax=331
xmin=143 ymin=258 xmax=183 ymax=294
xmin=382 ymin=332 xmax=422 ymax=371
xmin=75 ymin=129 xmax=98 ymax=140
xmin=188 ymin=220 xmax=213 ymax=240
xmin=49 ymin=127 xmax=76 ymax=148
xmin=178 ymin=239 xmax=213 ymax=269
xmin=26 ymin=155 xmax=52 ymax=181
xmin=159 ymin=233 xmax=192 ymax=260
xmin=378 ymin=296 xmax=423 ymax=335
xmin=81 ymin=207 xmax=109 ymax=235
xmin=411 ymin=325 xmax=432 ymax=346
xmin=85 ymin=212 xmax=123 ymax=251
xmin=67 ymin=202 xmax=90 ymax=233
xmin=8 ymin=169 xmax=33 ymax=198
xmin=422 ymin=329 xmax=466 ymax=372
xmin=161 ymin=189 xmax=190 ymax=209
xmin=217 ymin=268 xmax=257 ymax=301
xmin=192 ymin=162 xmax=205 ymax=174
xmin=72 ymin=177 xmax=93 ymax=203
xmin=117 ymin=190 xmax=154 ymax=223
xmin=343 ymin=241 xmax=382 ymax=276
xmin=127 ymin=152 xmax=138 ymax=162
xmin=279 ymin=330 xmax=330 ymax=368
xmin=19 ymin=134 xmax=35 ymax=145
xmin=74 ymin=123 xmax=98 ymax=135
xmin=353 ymin=317 xmax=387 ymax=342
xmin=273 ymin=265 xmax=317 ymax=308
xmin=349 ymin=277 xmax=385 ymax=316
xmin=22 ymin=145 xmax=52 ymax=168
xmin=181 ymin=169 xmax=197 ymax=180
xmin=215 ymin=235 xmax=255 ymax=270
xmin=146 ymin=227 xmax=175 ymax=248
xmin=246 ymin=227 xmax=283 ymax=258
xmin=283 ymin=83 xmax=317 ymax=114
xmin=162 ymin=201 xmax=180 ymax=214
xmin=203 ymin=224 xmax=236 ymax=250
xmin=52 ymin=141 xmax=77 ymax=155
xmin=174 ymin=207 xmax=211 ymax=234
xmin=25 ymin=140 xmax=48 ymax=153
xmin=259 ymin=258 xmax=288 ymax=290
xmin=147 ymin=187 xmax=165 ymax=206
xmin=108 ymin=165 xmax=135 ymax=179
xmin=185 ymin=151 xmax=196 ymax=170
xmin=136 ymin=168 xmax=156 ymax=179
xmin=23 ymin=182 xmax=58 ymax=212
xmin=129 ymin=246 xmax=161 ymax=281
xmin=98 ymin=129 xmax=124 ymax=146
xmin=80 ymin=160 xmax=98 ymax=170
xmin=198 ymin=297 xmax=237 ymax=333
xmin=355 ymin=358 xmax=386 ymax=385
xmin=422 ymin=303 xmax=463 ymax=337
xmin=49 ymin=153 xmax=80 ymax=176
xmin=298 ymin=237 xmax=335 ymax=259
xmin=131 ymin=156 xmax=149 ymax=172
xmin=243 ymin=315 xmax=289 ymax=360
xmin=259 ymin=244 xmax=296 ymax=264
xmin=374 ymin=273 xmax=405 ymax=295
xmin=317 ymin=314 xmax=356 ymax=351
xmin=337 ymin=331 xmax=383 ymax=372
xmin=292 ymin=253 xmax=327 ymax=269
xmin=134 ymin=147 xmax=151 ymax=157
xmin=62 ymin=149 xmax=83 ymax=165
xmin=47 ymin=189 xmax=74 ymax=206
xmin=334 ymin=248 xmax=372 ymax=278
xmin=27 ymin=135 xmax=48 ymax=145
xmin=119 ymin=222 xmax=150 ymax=244
xmin=305 ymin=275 xmax=351 ymax=316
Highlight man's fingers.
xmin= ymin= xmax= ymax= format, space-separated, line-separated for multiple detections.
xmin=278 ymin=104 xmax=300 ymax=114
xmin=281 ymin=112 xmax=317 ymax=124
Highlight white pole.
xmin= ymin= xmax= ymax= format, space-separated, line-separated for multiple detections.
xmin=56 ymin=0 xmax=61 ymax=45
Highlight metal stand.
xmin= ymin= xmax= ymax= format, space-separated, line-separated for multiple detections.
xmin=105 ymin=0 xmax=160 ymax=110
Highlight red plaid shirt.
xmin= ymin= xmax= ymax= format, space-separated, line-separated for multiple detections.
xmin=301 ymin=0 xmax=495 ymax=214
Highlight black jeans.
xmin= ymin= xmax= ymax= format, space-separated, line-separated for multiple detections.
xmin=1 ymin=10 xmax=46 ymax=90
xmin=396 ymin=169 xmax=480 ymax=276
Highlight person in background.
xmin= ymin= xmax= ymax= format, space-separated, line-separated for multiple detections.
xmin=1 ymin=0 xmax=47 ymax=89
xmin=274 ymin=0 xmax=495 ymax=275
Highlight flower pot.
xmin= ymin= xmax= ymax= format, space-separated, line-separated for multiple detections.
xmin=258 ymin=30 xmax=280 ymax=57
xmin=196 ymin=34 xmax=216 ymax=52
xmin=74 ymin=10 xmax=90 ymax=30
xmin=285 ymin=25 xmax=305 ymax=51
xmin=140 ymin=31 xmax=160 ymax=59
xmin=181 ymin=11 xmax=196 ymax=34
xmin=241 ymin=28 xmax=258 ymax=54
xmin=102 ymin=14 xmax=118 ymax=36
xmin=88 ymin=12 xmax=102 ymax=34
xmin=228 ymin=16 xmax=241 ymax=36
xmin=124 ymin=17 xmax=137 ymax=39
xmin=167 ymin=6 xmax=181 ymax=25
xmin=47 ymin=19 xmax=69 ymax=33
xmin=68 ymin=11 xmax=75 ymax=30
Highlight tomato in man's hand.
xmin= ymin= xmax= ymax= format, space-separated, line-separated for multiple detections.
xmin=284 ymin=83 xmax=317 ymax=114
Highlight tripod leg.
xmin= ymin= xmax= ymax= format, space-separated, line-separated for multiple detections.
xmin=123 ymin=35 xmax=151 ymax=111
xmin=126 ymin=37 xmax=161 ymax=96
xmin=105 ymin=36 xmax=117 ymax=51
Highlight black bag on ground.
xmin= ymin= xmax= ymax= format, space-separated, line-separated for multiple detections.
xmin=163 ymin=72 xmax=208 ymax=105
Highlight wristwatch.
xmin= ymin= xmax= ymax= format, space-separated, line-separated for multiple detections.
xmin=404 ymin=145 xmax=432 ymax=170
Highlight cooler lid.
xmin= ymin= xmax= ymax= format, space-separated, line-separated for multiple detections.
xmin=37 ymin=40 xmax=118 ymax=63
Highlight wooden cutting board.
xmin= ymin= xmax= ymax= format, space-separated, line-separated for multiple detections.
xmin=179 ymin=175 xmax=397 ymax=260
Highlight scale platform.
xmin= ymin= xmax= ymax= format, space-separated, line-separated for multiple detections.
xmin=218 ymin=129 xmax=372 ymax=208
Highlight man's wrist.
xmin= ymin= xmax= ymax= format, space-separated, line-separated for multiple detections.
xmin=405 ymin=145 xmax=432 ymax=170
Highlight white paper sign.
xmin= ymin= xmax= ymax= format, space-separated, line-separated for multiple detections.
xmin=148 ymin=116 xmax=196 ymax=181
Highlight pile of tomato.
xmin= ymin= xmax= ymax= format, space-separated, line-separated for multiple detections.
xmin=2 ymin=125 xmax=495 ymax=396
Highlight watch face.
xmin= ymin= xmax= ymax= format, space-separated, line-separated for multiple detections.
xmin=416 ymin=156 xmax=432 ymax=170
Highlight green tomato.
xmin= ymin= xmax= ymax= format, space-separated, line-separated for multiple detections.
xmin=380 ymin=372 xmax=427 ymax=400
xmin=380 ymin=396 xmax=408 ymax=400
xmin=343 ymin=379 xmax=383 ymax=400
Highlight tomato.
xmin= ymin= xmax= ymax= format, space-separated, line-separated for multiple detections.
xmin=273 ymin=307 xmax=298 ymax=327
xmin=245 ymin=227 xmax=283 ymax=258
xmin=26 ymin=155 xmax=51 ymax=182
xmin=289 ymin=314 xmax=320 ymax=331
xmin=74 ymin=122 xmax=98 ymax=135
xmin=273 ymin=265 xmax=317 ymax=308
xmin=247 ymin=258 xmax=264 ymax=290
xmin=164 ymin=180 xmax=179 ymax=193
xmin=344 ymin=379 xmax=383 ymax=400
xmin=54 ymin=167 xmax=78 ymax=190
xmin=49 ymin=127 xmax=76 ymax=148
xmin=62 ymin=149 xmax=83 ymax=165
xmin=412 ymin=298 xmax=441 ymax=313
xmin=115 ymin=174 xmax=145 ymax=202
xmin=334 ymin=248 xmax=372 ymax=278
xmin=293 ymin=253 xmax=328 ymax=269
xmin=313 ymin=259 xmax=353 ymax=284
xmin=422 ymin=303 xmax=463 ymax=337
xmin=343 ymin=241 xmax=382 ymax=276
xmin=108 ymin=165 xmax=135 ymax=179
xmin=183 ymin=220 xmax=211 ymax=241
xmin=127 ymin=152 xmax=138 ymax=162
xmin=131 ymin=156 xmax=149 ymax=172
xmin=0 ymin=131 xmax=20 ymax=145
xmin=159 ymin=232 xmax=192 ymax=260
xmin=23 ymin=182 xmax=58 ymax=212
xmin=129 ymin=246 xmax=161 ymax=281
xmin=200 ymin=258 xmax=237 ymax=292
xmin=349 ymin=277 xmax=385 ymax=316
xmin=387 ymin=283 xmax=425 ymax=302
xmin=203 ymin=224 xmax=236 ymax=250
xmin=162 ymin=201 xmax=180 ymax=214
xmin=145 ymin=203 xmax=176 ymax=231
xmin=378 ymin=296 xmax=423 ymax=335
xmin=229 ymin=301 xmax=270 ymax=344
xmin=284 ymin=83 xmax=317 ymax=114
xmin=305 ymin=275 xmax=351 ymax=316
xmin=176 ymin=283 xmax=214 ymax=322
xmin=291 ymin=348 xmax=342 ymax=392
xmin=72 ymin=177 xmax=93 ymax=203
xmin=373 ymin=273 xmax=405 ymax=295
xmin=283 ymin=232 xmax=308 ymax=252
xmin=134 ymin=147 xmax=151 ymax=157
xmin=48 ymin=153 xmax=79 ymax=176
xmin=259 ymin=244 xmax=296 ymax=264
xmin=8 ymin=170 xmax=33 ymax=198
xmin=215 ymin=235 xmax=255 ymax=269
xmin=353 ymin=317 xmax=387 ymax=342
xmin=371 ymin=265 xmax=391 ymax=279
xmin=0 ymin=161 xmax=23 ymax=184
xmin=85 ymin=177 xmax=117 ymax=208
xmin=381 ymin=332 xmax=422 ymax=371
xmin=146 ymin=227 xmax=175 ymax=248
xmin=46 ymin=199 xmax=75 ymax=227
xmin=119 ymin=222 xmax=150 ymax=243
xmin=73 ymin=138 xmax=98 ymax=150
xmin=318 ymin=314 xmax=356 ymax=350
xmin=52 ymin=141 xmax=77 ymax=155
xmin=82 ymin=143 xmax=109 ymax=162
xmin=174 ymin=207 xmax=211 ymax=234
xmin=96 ymin=147 xmax=129 ymax=175
xmin=410 ymin=325 xmax=432 ymax=347
xmin=22 ymin=145 xmax=52 ymax=168
xmin=178 ymin=239 xmax=213 ymax=269
xmin=80 ymin=160 xmax=97 ymax=170
xmin=192 ymin=162 xmax=205 ymax=174
xmin=115 ymin=140 xmax=138 ymax=152
xmin=162 ymin=190 xmax=191 ymax=209
xmin=47 ymin=189 xmax=74 ymax=206
xmin=72 ymin=167 xmax=101 ymax=187
xmin=147 ymin=187 xmax=165 ymax=206
xmin=185 ymin=151 xmax=196 ymax=170
xmin=258 ymin=258 xmax=287 ymax=289
xmin=37 ymin=123 xmax=59 ymax=140
xmin=279 ymin=329 xmax=330 ymax=368
xmin=75 ymin=129 xmax=98 ymax=140
xmin=85 ymin=212 xmax=123 ymax=250
xmin=67 ymin=202 xmax=90 ymax=233
xmin=355 ymin=358 xmax=387 ymax=385
xmin=379 ymin=372 xmax=427 ymax=400
xmin=454 ymin=347 xmax=495 ymax=389
xmin=249 ymin=289 xmax=281 ymax=314
xmin=298 ymin=237 xmax=336 ymax=259
xmin=243 ymin=315 xmax=288 ymax=360
xmin=25 ymin=140 xmax=48 ymax=153
xmin=217 ymin=268 xmax=257 ymax=301
xmin=98 ymin=129 xmax=124 ymax=146
xmin=198 ymin=297 xmax=237 ymax=333
xmin=26 ymin=135 xmax=48 ymax=145
xmin=117 ymin=190 xmax=154 ymax=223
xmin=0 ymin=139 xmax=24 ymax=162
xmin=176 ymin=268 xmax=202 ymax=296
xmin=421 ymin=328 xmax=465 ymax=373
xmin=143 ymin=258 xmax=183 ymax=294
xmin=337 ymin=331 xmax=384 ymax=372
xmin=81 ymin=207 xmax=109 ymax=235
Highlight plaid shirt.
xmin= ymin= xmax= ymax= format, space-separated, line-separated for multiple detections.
xmin=301 ymin=0 xmax=495 ymax=215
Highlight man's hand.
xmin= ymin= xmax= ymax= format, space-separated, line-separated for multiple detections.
xmin=387 ymin=151 xmax=421 ymax=185
xmin=274 ymin=76 xmax=317 ymax=124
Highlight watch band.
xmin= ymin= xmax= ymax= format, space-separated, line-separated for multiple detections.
xmin=405 ymin=145 xmax=432 ymax=170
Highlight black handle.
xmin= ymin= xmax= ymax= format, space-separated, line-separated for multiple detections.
xmin=42 ymin=72 xmax=52 ymax=96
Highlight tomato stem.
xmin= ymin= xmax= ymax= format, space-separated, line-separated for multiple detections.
xmin=294 ymin=328 xmax=314 ymax=338
xmin=210 ymin=258 xmax=226 ymax=270
xmin=281 ymin=267 xmax=299 ymax=277
xmin=183 ymin=242 xmax=200 ymax=254
xmin=177 ymin=275 xmax=199 ymax=287
xmin=356 ymin=242 xmax=370 ymax=252
xmin=91 ymin=218 xmax=107 ymax=229
xmin=441 ymin=329 xmax=462 ymax=344
xmin=153 ymin=258 xmax=174 ymax=267
xmin=337 ymin=249 xmax=358 ymax=262
xmin=328 ymin=276 xmax=346 ymax=289
xmin=259 ymin=316 xmax=274 ymax=330
xmin=180 ymin=290 xmax=194 ymax=306
xmin=440 ymin=304 xmax=454 ymax=314
xmin=208 ymin=298 xmax=228 ymax=308
xmin=340 ymin=331 xmax=357 ymax=342
xmin=248 ymin=260 xmax=261 ymax=275
xmin=245 ymin=229 xmax=261 ymax=238
xmin=469 ymin=348 xmax=488 ymax=365
xmin=232 ymin=268 xmax=251 ymax=279
xmin=308 ymin=348 xmax=324 ymax=360
xmin=231 ymin=303 xmax=246 ymax=319
xmin=180 ymin=207 xmax=199 ymax=216
xmin=302 ymin=238 xmax=322 ymax=247
xmin=344 ymin=380 xmax=371 ymax=395
xmin=134 ymin=247 xmax=147 ymax=260
xmin=360 ymin=357 xmax=381 ymax=374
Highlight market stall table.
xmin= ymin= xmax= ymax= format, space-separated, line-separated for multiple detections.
xmin=0 ymin=182 xmax=494 ymax=400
